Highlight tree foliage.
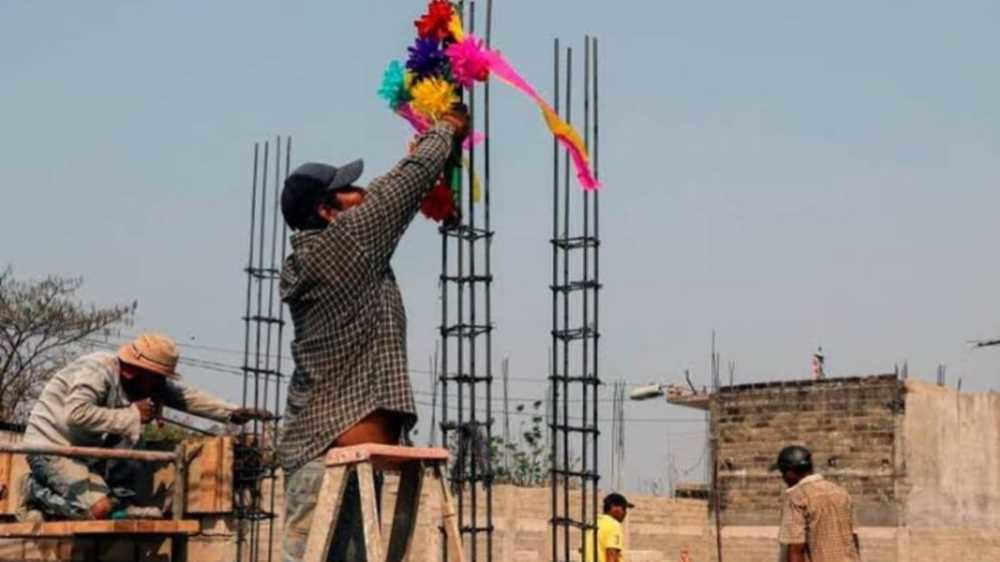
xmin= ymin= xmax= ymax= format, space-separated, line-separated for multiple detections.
xmin=491 ymin=400 xmax=553 ymax=487
xmin=0 ymin=268 xmax=136 ymax=422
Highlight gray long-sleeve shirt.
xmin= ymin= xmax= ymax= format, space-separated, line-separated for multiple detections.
xmin=24 ymin=352 xmax=237 ymax=449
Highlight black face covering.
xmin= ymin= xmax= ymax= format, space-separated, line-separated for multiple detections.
xmin=122 ymin=371 xmax=166 ymax=401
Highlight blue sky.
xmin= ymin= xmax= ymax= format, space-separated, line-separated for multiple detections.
xmin=2 ymin=0 xmax=999 ymax=492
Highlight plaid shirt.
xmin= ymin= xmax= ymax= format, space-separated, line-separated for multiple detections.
xmin=778 ymin=474 xmax=861 ymax=562
xmin=278 ymin=122 xmax=455 ymax=473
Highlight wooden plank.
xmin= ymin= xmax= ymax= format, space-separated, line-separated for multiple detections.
xmin=433 ymin=463 xmax=466 ymax=562
xmin=0 ymin=519 xmax=200 ymax=537
xmin=0 ymin=453 xmax=29 ymax=517
xmin=0 ymin=443 xmax=175 ymax=463
xmin=357 ymin=463 xmax=384 ymax=562
xmin=218 ymin=436 xmax=233 ymax=513
xmin=0 ymin=452 xmax=13 ymax=514
xmin=173 ymin=444 xmax=186 ymax=521
xmin=181 ymin=436 xmax=233 ymax=514
xmin=324 ymin=444 xmax=450 ymax=467
xmin=147 ymin=436 xmax=234 ymax=516
xmin=22 ymin=537 xmax=74 ymax=561
xmin=0 ymin=538 xmax=24 ymax=560
xmin=385 ymin=462 xmax=424 ymax=562
xmin=302 ymin=465 xmax=348 ymax=561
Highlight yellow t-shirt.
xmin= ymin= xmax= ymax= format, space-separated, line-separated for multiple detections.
xmin=583 ymin=514 xmax=625 ymax=562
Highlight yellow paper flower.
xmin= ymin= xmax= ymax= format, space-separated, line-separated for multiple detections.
xmin=409 ymin=77 xmax=457 ymax=121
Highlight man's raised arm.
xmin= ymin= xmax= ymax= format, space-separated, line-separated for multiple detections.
xmin=336 ymin=108 xmax=469 ymax=266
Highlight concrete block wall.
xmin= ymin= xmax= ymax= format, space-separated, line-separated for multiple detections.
xmin=900 ymin=380 xmax=1000 ymax=529
xmin=260 ymin=473 xmax=712 ymax=562
xmin=712 ymin=375 xmax=902 ymax=526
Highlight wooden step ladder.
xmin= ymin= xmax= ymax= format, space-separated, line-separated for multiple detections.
xmin=303 ymin=444 xmax=465 ymax=562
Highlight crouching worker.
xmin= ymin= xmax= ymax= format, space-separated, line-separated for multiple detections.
xmin=18 ymin=332 xmax=271 ymax=521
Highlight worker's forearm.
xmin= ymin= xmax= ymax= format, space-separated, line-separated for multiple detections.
xmin=66 ymin=400 xmax=141 ymax=442
xmin=162 ymin=380 xmax=237 ymax=422
xmin=342 ymin=122 xmax=454 ymax=263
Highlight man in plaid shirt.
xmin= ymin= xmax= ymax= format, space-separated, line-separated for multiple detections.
xmin=776 ymin=445 xmax=862 ymax=562
xmin=279 ymin=105 xmax=469 ymax=561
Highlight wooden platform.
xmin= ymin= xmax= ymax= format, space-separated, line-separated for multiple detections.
xmin=323 ymin=444 xmax=450 ymax=466
xmin=0 ymin=519 xmax=200 ymax=538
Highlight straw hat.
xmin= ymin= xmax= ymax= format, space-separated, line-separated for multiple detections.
xmin=118 ymin=333 xmax=180 ymax=378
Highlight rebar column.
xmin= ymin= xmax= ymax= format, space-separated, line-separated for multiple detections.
xmin=439 ymin=2 xmax=495 ymax=560
xmin=549 ymin=36 xmax=602 ymax=562
xmin=239 ymin=136 xmax=291 ymax=562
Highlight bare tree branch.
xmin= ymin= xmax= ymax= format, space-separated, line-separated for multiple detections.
xmin=0 ymin=269 xmax=135 ymax=423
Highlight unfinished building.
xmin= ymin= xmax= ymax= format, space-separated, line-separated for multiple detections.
xmin=669 ymin=374 xmax=1000 ymax=562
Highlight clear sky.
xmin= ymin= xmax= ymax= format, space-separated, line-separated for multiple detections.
xmin=2 ymin=1 xmax=999 ymax=493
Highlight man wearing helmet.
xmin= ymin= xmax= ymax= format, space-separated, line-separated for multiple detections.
xmin=775 ymin=445 xmax=861 ymax=562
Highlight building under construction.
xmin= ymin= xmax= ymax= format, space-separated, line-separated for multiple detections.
xmin=646 ymin=373 xmax=1000 ymax=562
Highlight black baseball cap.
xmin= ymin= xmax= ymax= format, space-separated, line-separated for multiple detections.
xmin=772 ymin=445 xmax=813 ymax=472
xmin=281 ymin=159 xmax=364 ymax=230
xmin=603 ymin=493 xmax=635 ymax=511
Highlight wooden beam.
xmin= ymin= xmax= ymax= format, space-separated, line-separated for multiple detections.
xmin=357 ymin=463 xmax=384 ymax=562
xmin=323 ymin=444 xmax=449 ymax=467
xmin=0 ymin=519 xmax=200 ymax=538
xmin=0 ymin=443 xmax=176 ymax=464
xmin=302 ymin=466 xmax=349 ymax=561
xmin=433 ymin=463 xmax=466 ymax=562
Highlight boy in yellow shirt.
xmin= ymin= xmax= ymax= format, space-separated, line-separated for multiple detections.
xmin=584 ymin=493 xmax=634 ymax=562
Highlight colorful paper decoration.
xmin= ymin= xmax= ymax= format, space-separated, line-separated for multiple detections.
xmin=379 ymin=1 xmax=600 ymax=222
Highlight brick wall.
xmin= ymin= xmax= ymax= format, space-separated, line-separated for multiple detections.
xmin=711 ymin=375 xmax=903 ymax=526
xmin=259 ymin=475 xmax=712 ymax=562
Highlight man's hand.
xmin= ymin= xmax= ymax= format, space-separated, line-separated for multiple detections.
xmin=132 ymin=398 xmax=157 ymax=424
xmin=440 ymin=103 xmax=471 ymax=141
xmin=229 ymin=407 xmax=275 ymax=425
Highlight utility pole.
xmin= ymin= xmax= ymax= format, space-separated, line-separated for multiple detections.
xmin=502 ymin=356 xmax=511 ymax=472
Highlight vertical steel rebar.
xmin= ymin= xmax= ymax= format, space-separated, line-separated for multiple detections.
xmin=441 ymin=2 xmax=494 ymax=559
xmin=238 ymin=143 xmax=259 ymax=562
xmin=549 ymin=37 xmax=560 ymax=562
xmin=590 ymin=36 xmax=602 ymax=562
xmin=240 ymin=135 xmax=291 ymax=562
xmin=484 ymin=0 xmax=495 ymax=556
xmin=264 ymin=136 xmax=291 ymax=562
xmin=249 ymin=141 xmax=271 ymax=562
xmin=560 ymin=47 xmax=572 ymax=562
xmin=580 ymin=37 xmax=591 ymax=559
xmin=262 ymin=137 xmax=281 ymax=423
xmin=548 ymin=36 xmax=603 ymax=562
xmin=430 ymin=347 xmax=439 ymax=446
xmin=242 ymin=145 xmax=260 ymax=410
xmin=467 ymin=3 xmax=479 ymax=556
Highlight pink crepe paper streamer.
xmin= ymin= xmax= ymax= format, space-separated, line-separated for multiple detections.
xmin=478 ymin=43 xmax=601 ymax=190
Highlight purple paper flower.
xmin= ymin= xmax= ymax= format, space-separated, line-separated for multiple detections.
xmin=407 ymin=37 xmax=447 ymax=79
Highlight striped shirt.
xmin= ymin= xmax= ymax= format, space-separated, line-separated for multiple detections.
xmin=277 ymin=122 xmax=455 ymax=473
